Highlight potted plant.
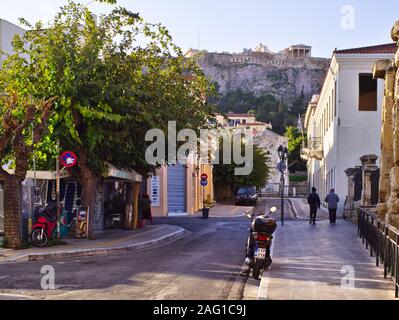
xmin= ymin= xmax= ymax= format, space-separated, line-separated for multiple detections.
xmin=202 ymin=199 xmax=215 ymax=219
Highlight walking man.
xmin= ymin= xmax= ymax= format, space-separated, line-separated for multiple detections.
xmin=325 ymin=189 xmax=340 ymax=224
xmin=307 ymin=187 xmax=321 ymax=225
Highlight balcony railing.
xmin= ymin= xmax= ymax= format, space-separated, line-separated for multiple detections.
xmin=358 ymin=208 xmax=399 ymax=298
xmin=300 ymin=137 xmax=324 ymax=160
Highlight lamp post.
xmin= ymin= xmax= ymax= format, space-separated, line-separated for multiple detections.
xmin=277 ymin=145 xmax=288 ymax=226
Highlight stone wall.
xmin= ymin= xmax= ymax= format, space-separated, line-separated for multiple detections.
xmin=373 ymin=21 xmax=399 ymax=228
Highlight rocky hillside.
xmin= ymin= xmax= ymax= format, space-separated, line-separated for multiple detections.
xmin=195 ymin=51 xmax=330 ymax=104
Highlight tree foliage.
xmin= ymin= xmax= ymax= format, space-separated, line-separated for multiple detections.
xmin=213 ymin=141 xmax=271 ymax=192
xmin=284 ymin=126 xmax=306 ymax=172
xmin=0 ymin=1 xmax=215 ymax=176
xmin=216 ymin=89 xmax=302 ymax=135
xmin=0 ymin=0 xmax=216 ymax=240
xmin=0 ymin=94 xmax=55 ymax=248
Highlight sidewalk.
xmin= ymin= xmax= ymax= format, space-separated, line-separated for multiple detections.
xmin=258 ymin=219 xmax=396 ymax=300
xmin=0 ymin=224 xmax=186 ymax=263
xmin=289 ymin=197 xmax=330 ymax=221
xmin=194 ymin=203 xmax=254 ymax=218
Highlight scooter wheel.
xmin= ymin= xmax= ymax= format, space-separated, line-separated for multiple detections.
xmin=31 ymin=228 xmax=48 ymax=247
xmin=252 ymin=259 xmax=262 ymax=280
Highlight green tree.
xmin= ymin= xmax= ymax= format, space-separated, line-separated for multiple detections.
xmin=213 ymin=141 xmax=271 ymax=201
xmin=0 ymin=94 xmax=55 ymax=248
xmin=284 ymin=126 xmax=306 ymax=173
xmin=1 ymin=1 xmax=215 ymax=240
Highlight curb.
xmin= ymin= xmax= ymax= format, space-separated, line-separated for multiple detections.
xmin=195 ymin=206 xmax=255 ymax=218
xmin=287 ymin=198 xmax=307 ymax=220
xmin=257 ymin=226 xmax=277 ymax=300
xmin=5 ymin=227 xmax=187 ymax=263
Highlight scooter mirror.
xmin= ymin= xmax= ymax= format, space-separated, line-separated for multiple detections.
xmin=269 ymin=207 xmax=277 ymax=213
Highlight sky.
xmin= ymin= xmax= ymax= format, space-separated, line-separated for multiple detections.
xmin=1 ymin=0 xmax=399 ymax=58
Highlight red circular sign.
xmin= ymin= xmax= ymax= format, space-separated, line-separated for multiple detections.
xmin=60 ymin=151 xmax=78 ymax=168
xmin=201 ymin=173 xmax=208 ymax=180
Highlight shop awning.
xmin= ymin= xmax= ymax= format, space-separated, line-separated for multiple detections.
xmin=6 ymin=170 xmax=70 ymax=180
xmin=105 ymin=163 xmax=142 ymax=182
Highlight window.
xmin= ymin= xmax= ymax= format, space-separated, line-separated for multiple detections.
xmin=242 ymin=119 xmax=247 ymax=124
xmin=359 ymin=73 xmax=377 ymax=111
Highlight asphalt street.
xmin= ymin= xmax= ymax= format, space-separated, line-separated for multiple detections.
xmin=0 ymin=214 xmax=252 ymax=299
xmin=0 ymin=198 xmax=296 ymax=300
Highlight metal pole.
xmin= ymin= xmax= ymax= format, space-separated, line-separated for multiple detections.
xmin=56 ymin=140 xmax=60 ymax=240
xmin=32 ymin=124 xmax=37 ymax=188
xmin=281 ymin=171 xmax=284 ymax=226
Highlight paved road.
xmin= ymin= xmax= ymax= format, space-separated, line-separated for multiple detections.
xmin=0 ymin=214 xmax=253 ymax=300
xmin=265 ymin=204 xmax=396 ymax=300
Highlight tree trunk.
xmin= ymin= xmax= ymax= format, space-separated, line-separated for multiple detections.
xmin=78 ymin=151 xmax=99 ymax=240
xmin=3 ymin=176 xmax=22 ymax=248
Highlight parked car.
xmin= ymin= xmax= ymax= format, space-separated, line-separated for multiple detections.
xmin=234 ymin=186 xmax=258 ymax=206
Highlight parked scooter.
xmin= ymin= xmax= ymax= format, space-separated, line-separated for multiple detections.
xmin=244 ymin=206 xmax=278 ymax=280
xmin=31 ymin=202 xmax=58 ymax=247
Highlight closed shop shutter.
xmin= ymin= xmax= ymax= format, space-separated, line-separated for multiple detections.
xmin=168 ymin=164 xmax=186 ymax=214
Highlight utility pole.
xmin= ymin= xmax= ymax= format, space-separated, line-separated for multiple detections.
xmin=277 ymin=145 xmax=288 ymax=226
xmin=56 ymin=140 xmax=60 ymax=240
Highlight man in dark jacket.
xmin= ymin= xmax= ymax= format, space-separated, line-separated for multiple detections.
xmin=307 ymin=187 xmax=321 ymax=225
xmin=325 ymin=189 xmax=340 ymax=224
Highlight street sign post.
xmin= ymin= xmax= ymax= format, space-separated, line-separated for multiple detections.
xmin=57 ymin=149 xmax=78 ymax=239
xmin=200 ymin=173 xmax=208 ymax=207
xmin=276 ymin=161 xmax=287 ymax=226
xmin=276 ymin=161 xmax=287 ymax=174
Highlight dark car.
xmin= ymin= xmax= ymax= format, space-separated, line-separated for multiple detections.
xmin=235 ymin=186 xmax=258 ymax=206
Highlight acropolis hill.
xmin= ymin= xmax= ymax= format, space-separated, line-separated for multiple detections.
xmin=186 ymin=43 xmax=330 ymax=105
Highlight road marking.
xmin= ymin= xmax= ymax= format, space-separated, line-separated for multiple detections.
xmin=0 ymin=292 xmax=34 ymax=299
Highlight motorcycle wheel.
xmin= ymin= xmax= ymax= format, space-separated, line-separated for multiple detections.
xmin=252 ymin=259 xmax=263 ymax=280
xmin=31 ymin=228 xmax=48 ymax=247
xmin=263 ymin=256 xmax=273 ymax=269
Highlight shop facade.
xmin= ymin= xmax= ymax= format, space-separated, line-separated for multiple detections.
xmin=148 ymin=163 xmax=214 ymax=217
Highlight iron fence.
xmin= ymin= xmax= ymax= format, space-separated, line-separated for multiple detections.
xmin=358 ymin=208 xmax=399 ymax=298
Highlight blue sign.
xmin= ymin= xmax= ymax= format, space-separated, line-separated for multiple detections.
xmin=201 ymin=180 xmax=208 ymax=187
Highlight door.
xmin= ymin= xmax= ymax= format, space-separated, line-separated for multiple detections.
xmin=168 ymin=164 xmax=186 ymax=214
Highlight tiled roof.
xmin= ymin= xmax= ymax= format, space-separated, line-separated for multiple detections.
xmin=244 ymin=122 xmax=270 ymax=126
xmin=227 ymin=113 xmax=256 ymax=117
xmin=334 ymin=43 xmax=397 ymax=55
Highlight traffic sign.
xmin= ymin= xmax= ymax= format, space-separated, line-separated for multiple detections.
xmin=60 ymin=151 xmax=78 ymax=168
xmin=201 ymin=180 xmax=208 ymax=187
xmin=201 ymin=173 xmax=208 ymax=180
xmin=276 ymin=161 xmax=287 ymax=173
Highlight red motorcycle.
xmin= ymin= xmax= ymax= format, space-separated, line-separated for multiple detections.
xmin=31 ymin=202 xmax=58 ymax=247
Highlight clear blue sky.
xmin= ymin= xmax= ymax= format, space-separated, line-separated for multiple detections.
xmin=1 ymin=0 xmax=398 ymax=57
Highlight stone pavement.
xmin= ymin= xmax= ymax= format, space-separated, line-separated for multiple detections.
xmin=289 ymin=197 xmax=330 ymax=221
xmin=0 ymin=224 xmax=186 ymax=263
xmin=259 ymin=219 xmax=396 ymax=300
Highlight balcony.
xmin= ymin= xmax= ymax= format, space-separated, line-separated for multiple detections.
xmin=300 ymin=137 xmax=324 ymax=161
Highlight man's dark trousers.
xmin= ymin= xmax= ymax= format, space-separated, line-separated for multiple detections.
xmin=309 ymin=205 xmax=317 ymax=224
xmin=329 ymin=209 xmax=337 ymax=223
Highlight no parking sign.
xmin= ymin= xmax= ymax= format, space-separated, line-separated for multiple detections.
xmin=60 ymin=151 xmax=78 ymax=168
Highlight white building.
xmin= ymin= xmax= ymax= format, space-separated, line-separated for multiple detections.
xmin=215 ymin=113 xmax=288 ymax=193
xmin=302 ymin=43 xmax=397 ymax=215
xmin=0 ymin=19 xmax=25 ymax=64
xmin=254 ymin=130 xmax=289 ymax=194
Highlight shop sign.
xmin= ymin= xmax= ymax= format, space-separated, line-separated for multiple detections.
xmin=151 ymin=176 xmax=160 ymax=207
